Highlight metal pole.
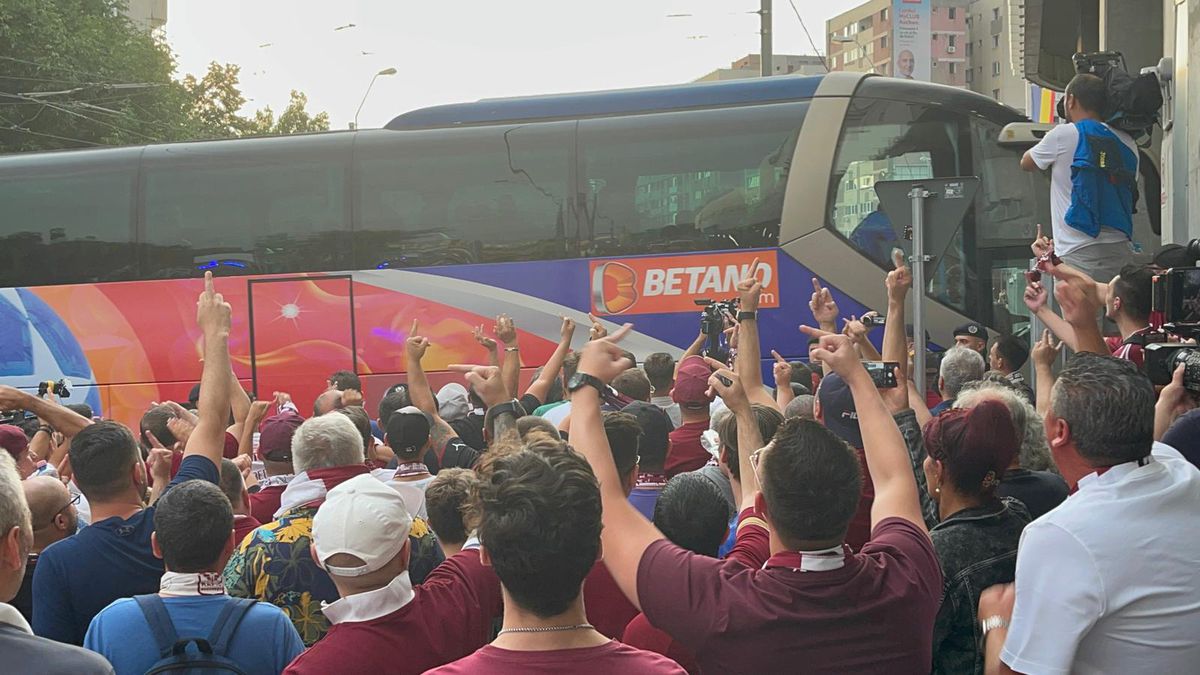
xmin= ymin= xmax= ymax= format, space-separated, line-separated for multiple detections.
xmin=910 ymin=185 xmax=931 ymax=396
xmin=760 ymin=0 xmax=773 ymax=77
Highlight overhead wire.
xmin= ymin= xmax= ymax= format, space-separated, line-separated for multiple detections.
xmin=787 ymin=0 xmax=830 ymax=72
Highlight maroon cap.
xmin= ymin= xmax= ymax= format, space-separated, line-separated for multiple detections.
xmin=0 ymin=424 xmax=29 ymax=461
xmin=671 ymin=355 xmax=716 ymax=408
xmin=259 ymin=410 xmax=304 ymax=462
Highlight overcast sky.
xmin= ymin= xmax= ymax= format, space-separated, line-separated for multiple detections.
xmin=167 ymin=0 xmax=864 ymax=129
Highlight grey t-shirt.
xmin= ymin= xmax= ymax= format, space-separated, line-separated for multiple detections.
xmin=689 ymin=463 xmax=736 ymax=512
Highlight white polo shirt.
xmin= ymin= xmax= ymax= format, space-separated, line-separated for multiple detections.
xmin=1001 ymin=443 xmax=1200 ymax=675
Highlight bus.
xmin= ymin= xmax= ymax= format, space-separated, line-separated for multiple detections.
xmin=0 ymin=71 xmax=1050 ymax=428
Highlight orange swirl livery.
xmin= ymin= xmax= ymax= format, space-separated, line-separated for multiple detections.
xmin=589 ymin=251 xmax=779 ymax=316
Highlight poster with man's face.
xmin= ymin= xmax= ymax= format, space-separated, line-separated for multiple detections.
xmin=892 ymin=0 xmax=930 ymax=80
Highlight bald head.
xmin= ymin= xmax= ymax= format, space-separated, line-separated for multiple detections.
xmin=23 ymin=476 xmax=76 ymax=550
xmin=314 ymin=389 xmax=344 ymax=417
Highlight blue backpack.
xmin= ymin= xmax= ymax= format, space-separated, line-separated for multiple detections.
xmin=133 ymin=595 xmax=257 ymax=675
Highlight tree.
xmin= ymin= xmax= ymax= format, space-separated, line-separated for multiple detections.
xmin=0 ymin=0 xmax=329 ymax=153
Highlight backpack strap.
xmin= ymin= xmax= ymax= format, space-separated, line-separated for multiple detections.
xmin=133 ymin=594 xmax=180 ymax=659
xmin=206 ymin=597 xmax=257 ymax=657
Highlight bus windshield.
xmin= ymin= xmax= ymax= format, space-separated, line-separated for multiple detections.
xmin=827 ymin=89 xmax=1049 ymax=334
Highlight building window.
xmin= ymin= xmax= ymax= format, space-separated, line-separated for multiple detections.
xmin=993 ymin=35 xmax=1000 ymax=48
xmin=880 ymin=35 xmax=887 ymax=49
xmin=949 ymin=62 xmax=957 ymax=74
xmin=966 ymin=42 xmax=973 ymax=56
xmin=993 ymin=7 xmax=1000 ymax=20
xmin=966 ymin=69 xmax=974 ymax=83
xmin=949 ymin=7 xmax=956 ymax=19
xmin=949 ymin=35 xmax=956 ymax=48
xmin=992 ymin=61 xmax=1001 ymax=76
xmin=993 ymin=88 xmax=1001 ymax=100
xmin=881 ymin=8 xmax=888 ymax=20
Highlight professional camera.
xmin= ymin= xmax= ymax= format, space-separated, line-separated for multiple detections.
xmin=38 ymin=378 xmax=71 ymax=399
xmin=1058 ymin=51 xmax=1162 ymax=140
xmin=1151 ymin=267 xmax=1200 ymax=327
xmin=1145 ymin=343 xmax=1200 ymax=394
xmin=695 ymin=298 xmax=739 ymax=363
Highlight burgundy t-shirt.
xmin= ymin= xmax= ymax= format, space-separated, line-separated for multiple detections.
xmin=248 ymin=485 xmax=286 ymax=524
xmin=665 ymin=420 xmax=710 ymax=479
xmin=623 ymin=612 xmax=700 ymax=674
xmin=426 ymin=640 xmax=687 ymax=674
xmin=233 ymin=514 xmax=262 ymax=546
xmin=283 ymin=549 xmax=502 ymax=675
xmin=637 ymin=511 xmax=942 ymax=674
xmin=583 ymin=561 xmax=639 ymax=639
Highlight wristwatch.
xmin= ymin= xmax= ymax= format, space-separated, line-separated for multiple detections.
xmin=980 ymin=615 xmax=1009 ymax=638
xmin=567 ymin=372 xmax=606 ymax=395
xmin=486 ymin=399 xmax=526 ymax=420
xmin=737 ymin=310 xmax=757 ymax=322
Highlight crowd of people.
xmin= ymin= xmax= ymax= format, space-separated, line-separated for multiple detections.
xmin=1 ymin=73 xmax=1198 ymax=675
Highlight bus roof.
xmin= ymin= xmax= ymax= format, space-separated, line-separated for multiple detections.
xmin=385 ymin=74 xmax=827 ymax=130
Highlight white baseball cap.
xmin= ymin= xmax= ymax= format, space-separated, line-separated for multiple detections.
xmin=312 ymin=474 xmax=412 ymax=577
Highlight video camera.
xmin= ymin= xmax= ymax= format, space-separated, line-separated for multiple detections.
xmin=38 ymin=378 xmax=71 ymax=399
xmin=695 ymin=298 xmax=739 ymax=363
xmin=1058 ymin=51 xmax=1163 ymax=141
xmin=1144 ymin=267 xmax=1200 ymax=390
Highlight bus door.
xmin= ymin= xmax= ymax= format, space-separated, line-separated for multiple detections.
xmin=247 ymin=275 xmax=356 ymax=412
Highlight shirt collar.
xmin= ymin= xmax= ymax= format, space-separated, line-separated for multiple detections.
xmin=1077 ymin=455 xmax=1155 ymax=491
xmin=0 ymin=603 xmax=32 ymax=634
xmin=322 ymin=571 xmax=414 ymax=625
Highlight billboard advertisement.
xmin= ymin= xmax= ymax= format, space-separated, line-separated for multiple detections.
xmin=892 ymin=0 xmax=931 ymax=81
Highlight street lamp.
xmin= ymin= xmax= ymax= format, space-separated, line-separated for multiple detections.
xmin=352 ymin=67 xmax=398 ymax=130
xmin=831 ymin=35 xmax=876 ymax=73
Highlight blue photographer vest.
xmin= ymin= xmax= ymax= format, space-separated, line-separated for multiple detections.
xmin=1065 ymin=119 xmax=1137 ymax=240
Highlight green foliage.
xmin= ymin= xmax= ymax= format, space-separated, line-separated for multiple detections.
xmin=0 ymin=0 xmax=329 ymax=153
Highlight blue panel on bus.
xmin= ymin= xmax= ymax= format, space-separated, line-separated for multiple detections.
xmin=386 ymin=75 xmax=824 ymax=129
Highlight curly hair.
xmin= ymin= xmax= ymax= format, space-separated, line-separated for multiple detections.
xmin=470 ymin=440 xmax=601 ymax=618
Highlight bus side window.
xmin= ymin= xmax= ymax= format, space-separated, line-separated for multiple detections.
xmin=0 ymin=160 xmax=137 ymax=287
xmin=141 ymin=142 xmax=350 ymax=279
xmin=577 ymin=102 xmax=806 ymax=256
xmin=352 ymin=123 xmax=574 ymax=268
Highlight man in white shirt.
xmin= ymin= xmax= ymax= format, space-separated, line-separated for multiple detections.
xmin=979 ymin=354 xmax=1200 ymax=675
xmin=1021 ymin=73 xmax=1138 ymax=283
xmin=643 ymin=353 xmax=682 ymax=428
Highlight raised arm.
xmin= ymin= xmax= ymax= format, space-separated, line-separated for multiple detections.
xmin=495 ymin=314 xmax=521 ymax=401
xmin=0 ymin=390 xmax=92 ymax=449
xmin=1155 ymin=364 xmax=1194 ymax=441
xmin=1024 ymin=281 xmax=1080 ymax=352
xmin=771 ymin=351 xmax=795 ymax=410
xmin=187 ymin=271 xmax=234 ymax=468
xmin=844 ymin=316 xmax=883 ymax=361
xmin=524 ymin=317 xmax=575 ymax=405
xmin=882 ymin=250 xmax=911 ymax=366
xmin=1031 ymin=330 xmax=1060 ymax=417
xmin=678 ymin=330 xmax=706 ymax=372
xmin=571 ymin=325 xmax=664 ymax=609
xmin=1053 ymin=272 xmax=1109 ymax=355
xmin=225 ymin=364 xmax=252 ymax=440
xmin=450 ymin=364 xmax=520 ymax=445
xmin=473 ymin=324 xmax=500 ymax=367
xmin=733 ymin=257 xmax=778 ymax=410
xmin=237 ymin=399 xmax=272 ymax=459
xmin=811 ymin=334 xmax=927 ymax=533
xmin=705 ymin=362 xmax=763 ymax=511
xmin=810 ymin=277 xmax=841 ymax=335
xmin=405 ymin=320 xmax=458 ymax=452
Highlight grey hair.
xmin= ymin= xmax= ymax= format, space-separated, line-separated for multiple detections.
xmin=1050 ymin=353 xmax=1153 ymax=465
xmin=939 ymin=346 xmax=986 ymax=398
xmin=0 ymin=452 xmax=32 ymax=545
xmin=292 ymin=413 xmax=366 ymax=473
xmin=954 ymin=383 xmax=1056 ymax=473
xmin=710 ymin=406 xmax=733 ymax=432
xmin=784 ymin=394 xmax=816 ymax=421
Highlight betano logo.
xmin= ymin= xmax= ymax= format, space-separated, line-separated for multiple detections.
xmin=590 ymin=251 xmax=779 ymax=316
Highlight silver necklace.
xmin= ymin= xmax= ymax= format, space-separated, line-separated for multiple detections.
xmin=497 ymin=623 xmax=594 ymax=635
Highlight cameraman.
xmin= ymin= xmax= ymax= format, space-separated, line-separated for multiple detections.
xmin=1021 ymin=73 xmax=1138 ymax=284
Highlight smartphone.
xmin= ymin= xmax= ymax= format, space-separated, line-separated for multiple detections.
xmin=863 ymin=361 xmax=899 ymax=389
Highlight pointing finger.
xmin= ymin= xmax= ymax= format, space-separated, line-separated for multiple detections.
xmin=410 ymin=319 xmax=419 ymax=336
xmin=608 ymin=323 xmax=634 ymax=343
xmin=771 ymin=349 xmax=787 ymax=364
xmin=204 ymin=270 xmax=214 ymax=295
xmin=810 ymin=277 xmax=822 ymax=294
